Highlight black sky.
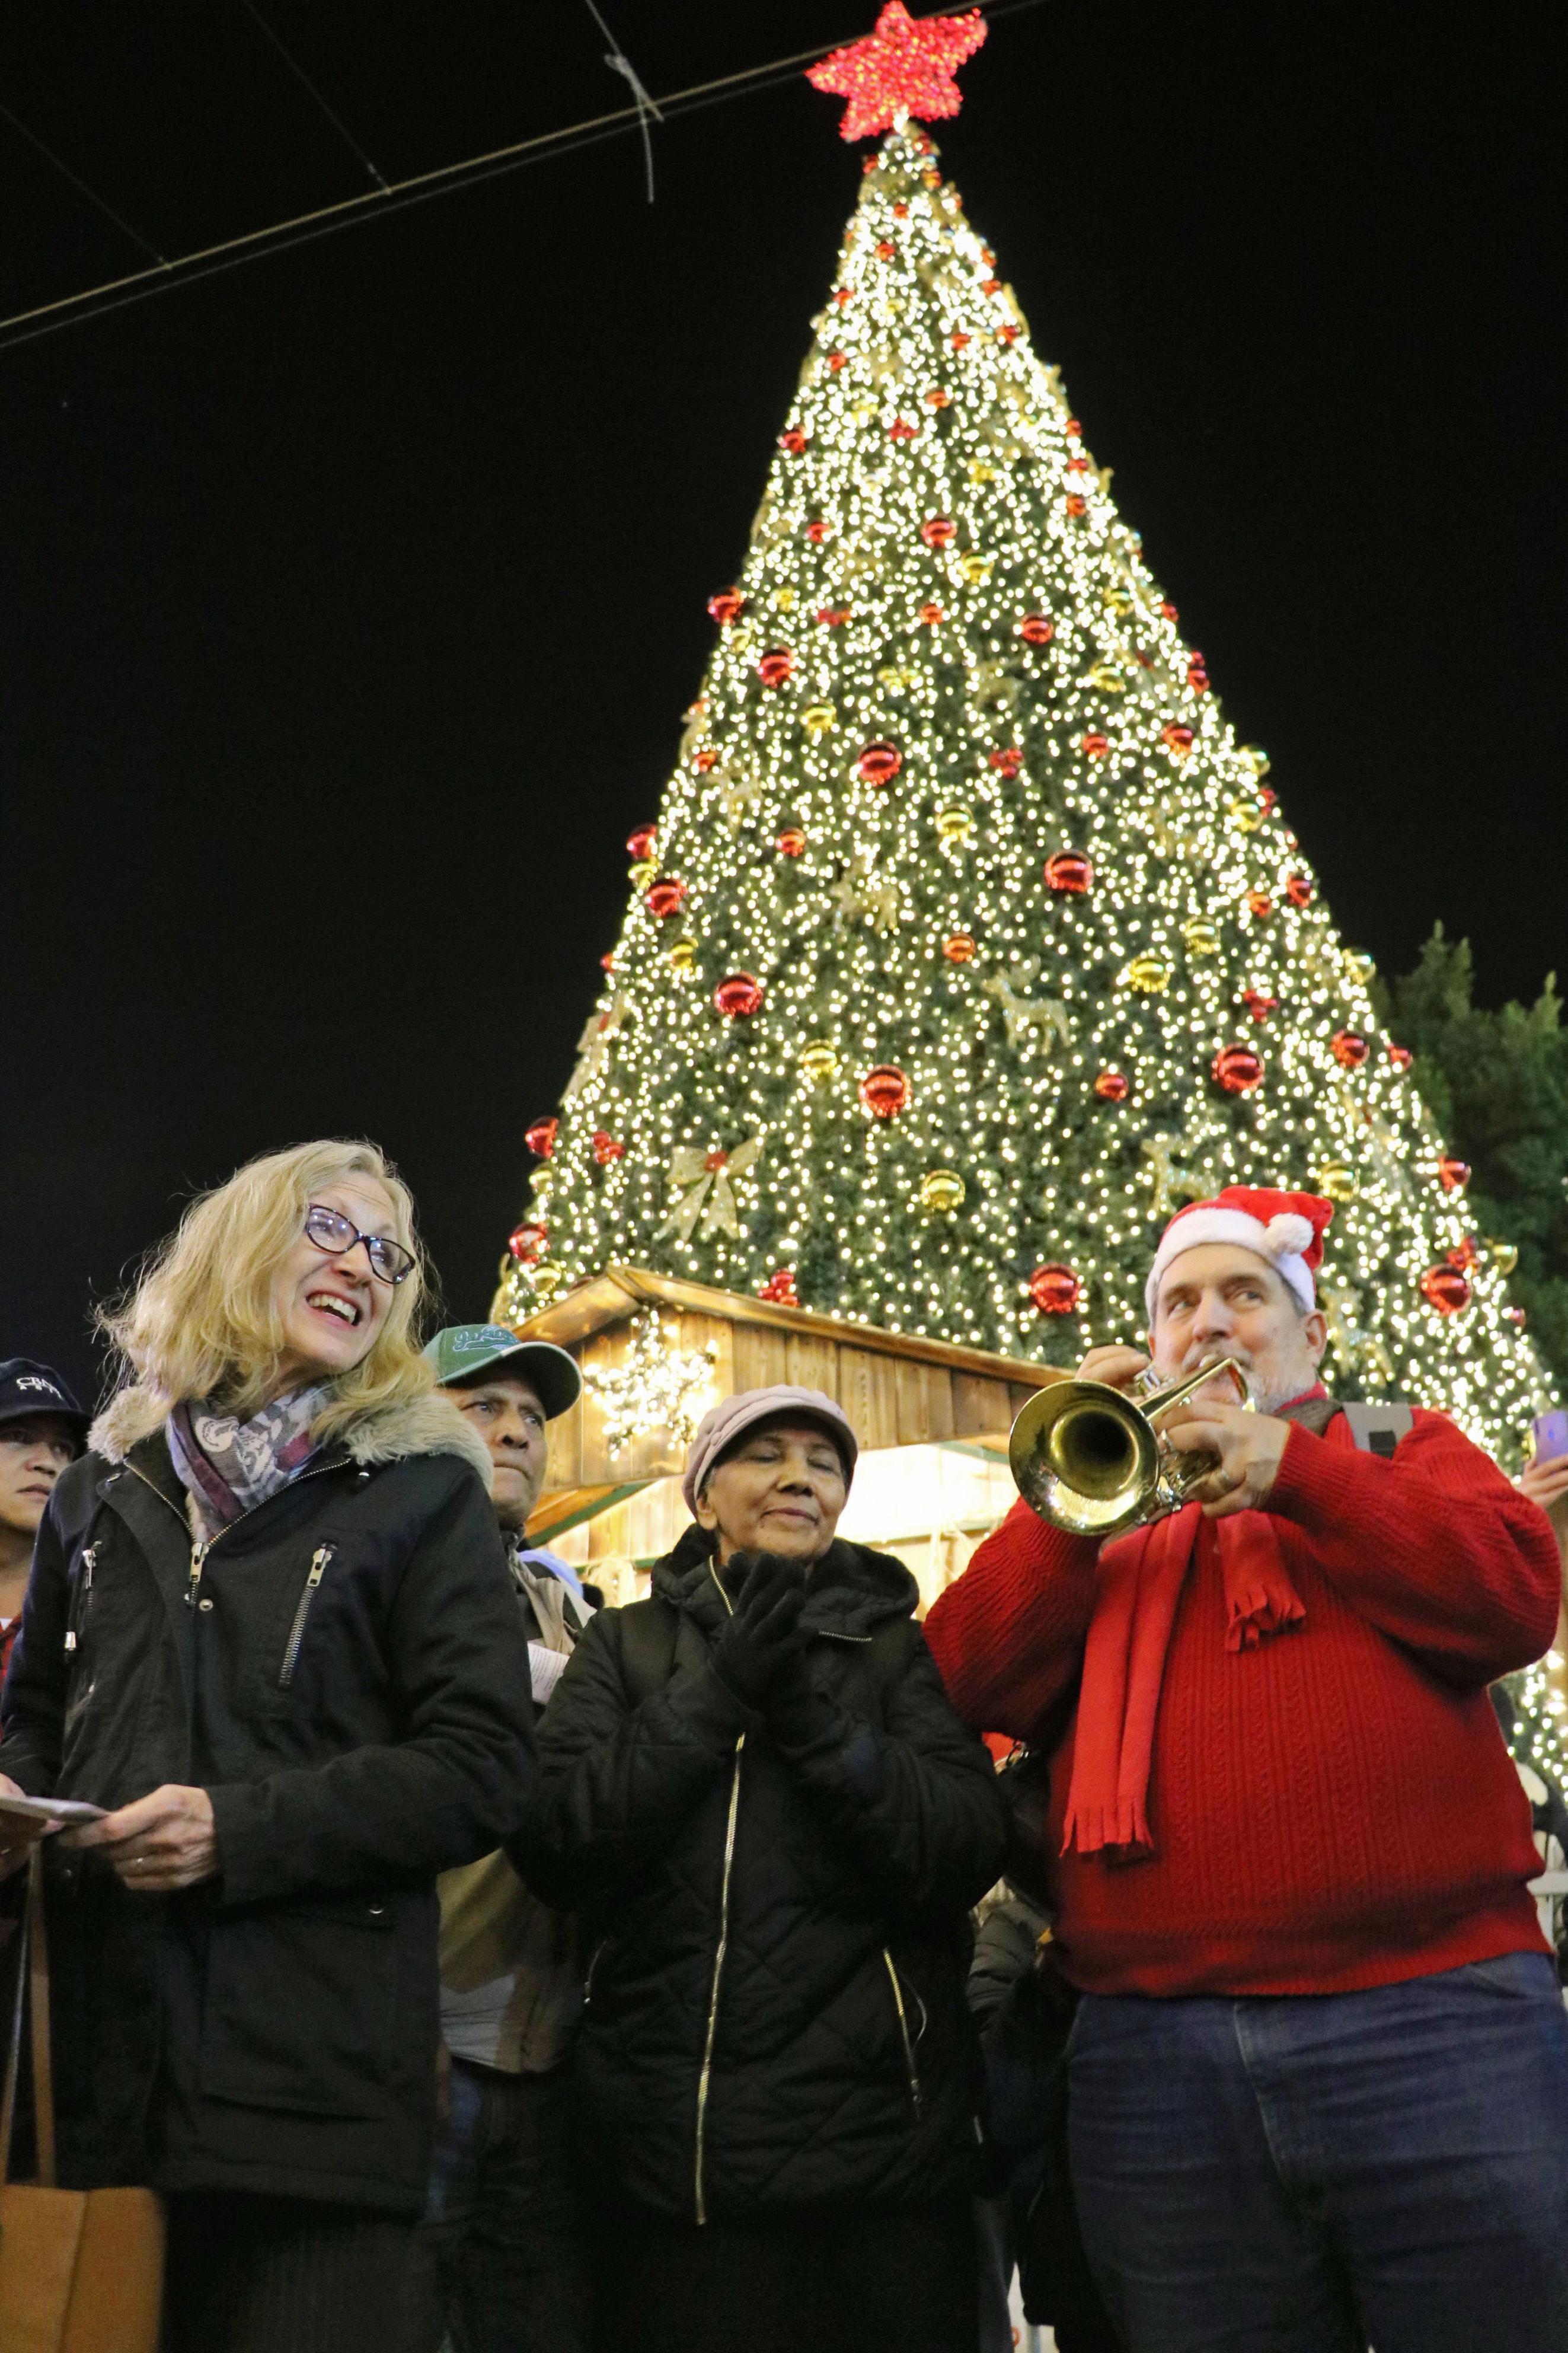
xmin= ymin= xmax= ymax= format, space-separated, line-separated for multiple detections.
xmin=2 ymin=0 xmax=1563 ymax=1405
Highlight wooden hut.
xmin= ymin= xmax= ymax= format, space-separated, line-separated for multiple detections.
xmin=515 ymin=1265 xmax=1064 ymax=1609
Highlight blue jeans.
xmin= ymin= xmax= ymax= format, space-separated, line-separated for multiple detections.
xmin=1067 ymin=1953 xmax=1568 ymax=2353
xmin=402 ymin=2057 xmax=590 ymax=2353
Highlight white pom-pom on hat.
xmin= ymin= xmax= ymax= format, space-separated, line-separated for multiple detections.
xmin=1263 ymin=1213 xmax=1314 ymax=1259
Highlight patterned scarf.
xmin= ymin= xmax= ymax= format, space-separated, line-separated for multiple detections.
xmin=167 ymin=1383 xmax=331 ymax=1536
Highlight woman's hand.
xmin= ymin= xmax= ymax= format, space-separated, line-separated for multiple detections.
xmin=0 ymin=1772 xmax=46 ymax=1881
xmin=711 ymin=1554 xmax=807 ymax=1707
xmin=1520 ymin=1455 xmax=1568 ymax=1538
xmin=63 ymin=1784 xmax=219 ymax=1892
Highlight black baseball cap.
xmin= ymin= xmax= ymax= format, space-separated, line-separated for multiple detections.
xmin=0 ymin=1360 xmax=90 ymax=1447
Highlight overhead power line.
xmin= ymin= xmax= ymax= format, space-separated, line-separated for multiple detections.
xmin=0 ymin=99 xmax=168 ymax=267
xmin=0 ymin=0 xmax=1052 ymax=356
xmin=232 ymin=0 xmax=390 ymax=191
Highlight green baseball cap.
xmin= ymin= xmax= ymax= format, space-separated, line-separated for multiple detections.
xmin=424 ymin=1325 xmax=582 ymax=1420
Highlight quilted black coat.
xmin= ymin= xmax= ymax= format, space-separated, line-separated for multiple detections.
xmin=516 ymin=1527 xmax=1007 ymax=2222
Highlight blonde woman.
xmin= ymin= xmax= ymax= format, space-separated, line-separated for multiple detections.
xmin=0 ymin=1142 xmax=534 ymax=2353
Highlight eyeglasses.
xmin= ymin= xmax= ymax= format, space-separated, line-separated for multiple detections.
xmin=303 ymin=1203 xmax=414 ymax=1287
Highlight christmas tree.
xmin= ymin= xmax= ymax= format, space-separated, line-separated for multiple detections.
xmin=497 ymin=2 xmax=1558 ymax=1465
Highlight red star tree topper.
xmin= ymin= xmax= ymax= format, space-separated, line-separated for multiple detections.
xmin=807 ymin=1 xmax=988 ymax=141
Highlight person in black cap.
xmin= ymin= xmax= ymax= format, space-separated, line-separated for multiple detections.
xmin=0 ymin=1359 xmax=89 ymax=1685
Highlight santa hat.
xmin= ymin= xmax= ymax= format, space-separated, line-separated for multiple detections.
xmin=1145 ymin=1185 xmax=1335 ymax=1323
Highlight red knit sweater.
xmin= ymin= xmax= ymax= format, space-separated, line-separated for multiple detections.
xmin=924 ymin=1409 xmax=1561 ymax=1996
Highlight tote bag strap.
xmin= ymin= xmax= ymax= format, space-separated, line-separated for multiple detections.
xmin=0 ymin=1845 xmax=58 ymax=2189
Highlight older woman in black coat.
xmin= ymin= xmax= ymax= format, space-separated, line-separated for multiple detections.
xmin=0 ymin=1142 xmax=534 ymax=2353
xmin=518 ymin=1383 xmax=1007 ymax=2353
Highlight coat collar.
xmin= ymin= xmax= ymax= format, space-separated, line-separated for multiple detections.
xmin=90 ymin=1379 xmax=492 ymax=1490
xmin=652 ymin=1524 xmax=919 ymax=1640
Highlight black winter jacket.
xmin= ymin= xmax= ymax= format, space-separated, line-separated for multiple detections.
xmin=516 ymin=1528 xmax=1007 ymax=2223
xmin=0 ymin=1387 xmax=535 ymax=2214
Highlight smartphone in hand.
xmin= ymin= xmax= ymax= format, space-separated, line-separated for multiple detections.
xmin=1530 ymin=1411 xmax=1568 ymax=1467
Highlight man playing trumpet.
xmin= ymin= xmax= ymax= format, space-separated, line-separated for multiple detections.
xmin=925 ymin=1185 xmax=1568 ymax=2353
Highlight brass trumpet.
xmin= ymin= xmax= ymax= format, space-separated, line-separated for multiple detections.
xmin=1008 ymin=1357 xmax=1251 ymax=1537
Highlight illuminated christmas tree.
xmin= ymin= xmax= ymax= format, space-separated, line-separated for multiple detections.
xmin=496 ymin=2 xmax=1558 ymax=1463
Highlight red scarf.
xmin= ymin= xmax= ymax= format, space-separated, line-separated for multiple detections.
xmin=1062 ymin=1499 xmax=1307 ymax=1861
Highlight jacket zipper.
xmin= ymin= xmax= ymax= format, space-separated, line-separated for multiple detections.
xmin=126 ymin=1456 xmax=341 ymax=1606
xmin=883 ymin=1950 xmax=925 ymax=2121
xmin=694 ymin=1558 xmax=744 ymax=2227
xmin=63 ymin=1545 xmax=97 ymax=1656
xmin=279 ymin=1547 xmax=334 ymax=1687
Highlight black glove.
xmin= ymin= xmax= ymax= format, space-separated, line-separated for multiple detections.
xmin=710 ymin=1551 xmax=807 ymax=1708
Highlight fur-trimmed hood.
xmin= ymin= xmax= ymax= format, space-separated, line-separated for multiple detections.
xmin=89 ymin=1382 xmax=494 ymax=1491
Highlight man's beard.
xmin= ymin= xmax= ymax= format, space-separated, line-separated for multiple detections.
xmin=1176 ymin=1347 xmax=1302 ymax=1419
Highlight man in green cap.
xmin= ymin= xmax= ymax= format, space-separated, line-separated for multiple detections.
xmin=408 ymin=1324 xmax=592 ymax=2353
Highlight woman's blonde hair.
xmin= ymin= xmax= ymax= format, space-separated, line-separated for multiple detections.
xmin=100 ymin=1139 xmax=435 ymax=1439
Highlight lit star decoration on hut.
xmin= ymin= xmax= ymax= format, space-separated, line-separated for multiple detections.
xmin=582 ymin=1311 xmax=719 ymax=1458
xmin=806 ymin=1 xmax=988 ymax=141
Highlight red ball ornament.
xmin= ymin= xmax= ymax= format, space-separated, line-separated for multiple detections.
xmin=1388 ymin=1043 xmax=1413 ymax=1072
xmin=921 ymin=515 xmax=957 ymax=549
xmin=989 ymin=746 xmax=1023 ymax=777
xmin=943 ymin=932 xmax=976 ymax=964
xmin=889 ymin=417 xmax=919 ymax=443
xmin=925 ymin=386 xmax=951 ymax=410
xmin=982 ymin=276 xmax=1002 ymax=296
xmin=1420 ymin=1264 xmax=1472 ymax=1315
xmin=625 ymin=822 xmax=657 ymax=861
xmin=1187 ymin=659 xmax=1210 ymax=694
xmin=1241 ymin=989 xmax=1278 ymax=1024
xmin=1094 ymin=1070 xmax=1130 ymax=1102
xmin=997 ymin=323 xmax=1019 ymax=345
xmin=1066 ymin=455 xmax=1090 ymax=477
xmin=524 ymin=1116 xmax=558 ymax=1159
xmin=778 ymin=428 xmax=808 ymax=454
xmin=1065 ymin=418 xmax=1082 ymax=438
xmin=1331 ymin=1029 xmax=1369 ymax=1069
xmin=756 ymin=647 xmax=795 ymax=688
xmin=777 ymin=827 xmax=806 ymax=857
xmin=1447 ymin=1236 xmax=1480 ymax=1270
xmin=876 ymin=238 xmax=896 ymax=259
xmin=825 ymin=352 xmax=846 ymax=373
xmin=857 ymin=740 xmax=902 ymax=787
xmin=1081 ymin=731 xmax=1110 ymax=758
xmin=508 ymin=1221 xmax=547 ymax=1266
xmin=1029 ymin=1264 xmax=1082 ymax=1316
xmin=860 ymin=1064 xmax=909 ymax=1120
xmin=1437 ymin=1156 xmax=1471 ymax=1193
xmin=599 ymin=951 xmax=616 ymax=972
xmin=1043 ymin=850 xmax=1093 ymax=895
xmin=758 ymin=1268 xmax=800 ymax=1307
xmin=714 ymin=973 xmax=764 ymax=1019
xmin=1064 ymin=493 xmax=1087 ymax=517
xmin=1247 ymin=891 xmax=1274 ymax=919
xmin=1285 ymin=875 xmax=1314 ymax=908
xmin=591 ymin=1130 xmax=624 ymax=1166
xmin=707 ymin=588 xmax=745 ymax=626
xmin=646 ymin=877 xmax=686 ymax=919
xmin=950 ymin=330 xmax=970 ymax=350
xmin=692 ymin=747 xmax=718 ymax=773
xmin=892 ymin=202 xmax=909 ymax=219
xmin=1161 ymin=722 xmax=1194 ymax=757
xmin=1259 ymin=786 xmax=1278 ymax=811
xmin=805 ymin=518 xmax=831 ymax=543
xmin=1506 ymin=1305 xmax=1527 ymax=1328
xmin=1158 ymin=600 xmax=1179 ymax=620
xmin=816 ymin=605 xmax=851 ymax=627
xmin=1018 ymin=613 xmax=1054 ymax=645
xmin=1212 ymin=1044 xmax=1264 ymax=1095
xmin=918 ymin=601 xmax=946 ymax=626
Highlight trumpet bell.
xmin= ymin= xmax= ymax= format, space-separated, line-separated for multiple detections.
xmin=1008 ymin=1379 xmax=1161 ymax=1538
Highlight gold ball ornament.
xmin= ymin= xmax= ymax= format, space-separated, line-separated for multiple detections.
xmin=628 ymin=858 xmax=657 ymax=890
xmin=1314 ymin=1162 xmax=1358 ymax=1204
xmin=801 ymin=702 xmax=838 ymax=735
xmin=918 ymin=1168 xmax=966 ymax=1216
xmin=529 ymin=1167 xmax=555 ymax=1200
xmin=1345 ymin=949 xmax=1377 ymax=984
xmin=935 ymin=807 xmax=975 ymax=847
xmin=529 ymin=1263 xmax=567 ymax=1303
xmin=1240 ymin=746 xmax=1271 ymax=777
xmin=800 ymin=1040 xmax=839 ymax=1085
xmin=668 ymin=940 xmax=697 ymax=976
xmin=775 ymin=586 xmax=799 ymax=613
xmin=1225 ymin=794 xmax=1264 ymax=834
xmin=1486 ymin=1238 xmax=1520 ymax=1276
xmin=1123 ymin=953 xmax=1173 ymax=994
xmin=959 ymin=551 xmax=991 ymax=585
xmin=1182 ymin=918 xmax=1221 ymax=955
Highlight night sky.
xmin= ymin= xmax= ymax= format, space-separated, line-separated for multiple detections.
xmin=2 ymin=1 xmax=1562 ymax=1406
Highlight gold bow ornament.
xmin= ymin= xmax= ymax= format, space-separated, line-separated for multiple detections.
xmin=658 ymin=1138 xmax=764 ymax=1245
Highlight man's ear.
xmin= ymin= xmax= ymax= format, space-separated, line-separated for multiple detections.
xmin=1302 ymin=1307 xmax=1329 ymax=1367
